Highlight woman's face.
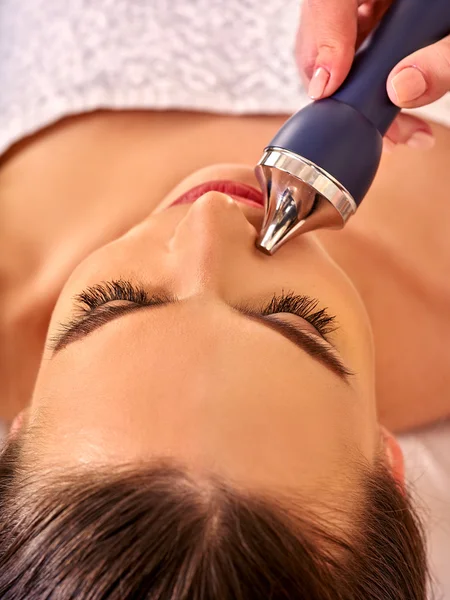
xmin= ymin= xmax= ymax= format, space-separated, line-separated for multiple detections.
xmin=25 ymin=163 xmax=392 ymax=499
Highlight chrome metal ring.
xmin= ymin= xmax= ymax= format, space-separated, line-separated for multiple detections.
xmin=259 ymin=147 xmax=357 ymax=222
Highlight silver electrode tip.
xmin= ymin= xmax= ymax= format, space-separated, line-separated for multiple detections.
xmin=255 ymin=148 xmax=357 ymax=255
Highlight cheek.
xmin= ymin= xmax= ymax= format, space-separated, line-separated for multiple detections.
xmin=281 ymin=238 xmax=375 ymax=383
xmin=50 ymin=230 xmax=160 ymax=311
xmin=44 ymin=225 xmax=177 ymax=358
xmin=43 ymin=244 xmax=133 ymax=350
xmin=281 ymin=237 xmax=371 ymax=338
xmin=322 ymin=274 xmax=374 ymax=389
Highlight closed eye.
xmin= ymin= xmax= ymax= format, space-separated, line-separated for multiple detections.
xmin=49 ymin=279 xmax=352 ymax=381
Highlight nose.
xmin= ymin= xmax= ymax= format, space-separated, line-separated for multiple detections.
xmin=168 ymin=192 xmax=258 ymax=296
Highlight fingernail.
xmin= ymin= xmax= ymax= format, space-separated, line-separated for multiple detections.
xmin=383 ymin=138 xmax=396 ymax=154
xmin=308 ymin=67 xmax=330 ymax=99
xmin=390 ymin=66 xmax=427 ymax=104
xmin=406 ymin=131 xmax=435 ymax=150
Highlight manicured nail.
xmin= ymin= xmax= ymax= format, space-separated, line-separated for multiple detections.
xmin=406 ymin=131 xmax=435 ymax=150
xmin=308 ymin=67 xmax=330 ymax=99
xmin=390 ymin=66 xmax=427 ymax=104
xmin=383 ymin=138 xmax=396 ymax=154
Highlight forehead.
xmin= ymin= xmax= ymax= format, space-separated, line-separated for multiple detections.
xmin=29 ymin=303 xmax=363 ymax=486
xmin=37 ymin=299 xmax=348 ymax=402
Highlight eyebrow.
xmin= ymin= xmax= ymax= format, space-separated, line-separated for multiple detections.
xmin=52 ymin=300 xmax=352 ymax=382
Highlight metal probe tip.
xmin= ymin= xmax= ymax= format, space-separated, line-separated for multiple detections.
xmin=255 ymin=148 xmax=357 ymax=255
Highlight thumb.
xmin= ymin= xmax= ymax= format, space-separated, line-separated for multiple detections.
xmin=296 ymin=0 xmax=359 ymax=99
xmin=387 ymin=35 xmax=450 ymax=108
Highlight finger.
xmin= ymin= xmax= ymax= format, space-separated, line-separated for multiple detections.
xmin=355 ymin=0 xmax=392 ymax=48
xmin=384 ymin=113 xmax=435 ymax=150
xmin=295 ymin=2 xmax=319 ymax=87
xmin=296 ymin=0 xmax=360 ymax=99
xmin=387 ymin=35 xmax=450 ymax=108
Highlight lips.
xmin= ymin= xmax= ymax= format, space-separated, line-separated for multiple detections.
xmin=169 ymin=180 xmax=264 ymax=208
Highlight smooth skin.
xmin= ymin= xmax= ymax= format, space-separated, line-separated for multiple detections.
xmin=2 ymin=110 xmax=450 ymax=435
xmin=1 ymin=0 xmax=449 ymax=524
xmin=1 ymin=107 xmax=449 ymax=504
xmin=4 ymin=129 xmax=399 ymax=504
xmin=26 ymin=167 xmax=381 ymax=500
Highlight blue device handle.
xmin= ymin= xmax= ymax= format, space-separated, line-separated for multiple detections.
xmin=333 ymin=0 xmax=450 ymax=135
xmin=269 ymin=0 xmax=450 ymax=206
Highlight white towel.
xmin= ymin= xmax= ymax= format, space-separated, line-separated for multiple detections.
xmin=0 ymin=0 xmax=448 ymax=157
xmin=0 ymin=2 xmax=449 ymax=596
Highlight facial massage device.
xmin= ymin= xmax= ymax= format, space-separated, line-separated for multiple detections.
xmin=256 ymin=0 xmax=450 ymax=254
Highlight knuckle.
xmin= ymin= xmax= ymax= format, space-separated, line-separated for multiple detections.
xmin=317 ymin=41 xmax=341 ymax=56
xmin=435 ymin=38 xmax=450 ymax=72
xmin=317 ymin=40 xmax=354 ymax=66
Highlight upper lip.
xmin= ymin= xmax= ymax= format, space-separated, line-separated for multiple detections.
xmin=169 ymin=180 xmax=264 ymax=208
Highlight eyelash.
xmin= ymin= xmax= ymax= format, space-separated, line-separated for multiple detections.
xmin=57 ymin=279 xmax=336 ymax=340
xmin=49 ymin=280 xmax=170 ymax=349
xmin=261 ymin=291 xmax=337 ymax=338
xmin=74 ymin=279 xmax=168 ymax=311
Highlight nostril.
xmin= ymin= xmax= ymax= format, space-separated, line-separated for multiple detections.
xmin=168 ymin=185 xmax=268 ymax=256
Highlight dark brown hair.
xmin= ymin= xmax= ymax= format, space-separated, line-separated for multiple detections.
xmin=0 ymin=429 xmax=430 ymax=600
